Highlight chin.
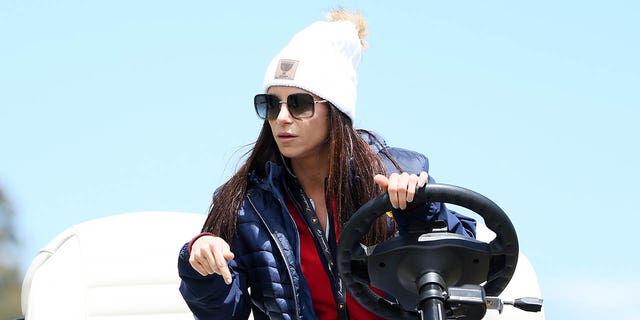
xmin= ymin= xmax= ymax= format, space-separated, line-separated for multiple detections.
xmin=281 ymin=152 xmax=299 ymax=160
xmin=278 ymin=149 xmax=297 ymax=159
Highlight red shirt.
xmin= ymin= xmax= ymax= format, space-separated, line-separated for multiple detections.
xmin=286 ymin=197 xmax=384 ymax=320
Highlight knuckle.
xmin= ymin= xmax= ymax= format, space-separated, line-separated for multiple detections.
xmin=191 ymin=251 xmax=201 ymax=260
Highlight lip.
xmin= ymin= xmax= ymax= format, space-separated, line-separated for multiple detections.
xmin=276 ymin=132 xmax=297 ymax=142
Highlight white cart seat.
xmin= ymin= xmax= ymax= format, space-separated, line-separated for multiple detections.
xmin=20 ymin=211 xmax=205 ymax=320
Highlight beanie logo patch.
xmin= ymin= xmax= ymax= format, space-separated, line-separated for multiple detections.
xmin=275 ymin=59 xmax=299 ymax=80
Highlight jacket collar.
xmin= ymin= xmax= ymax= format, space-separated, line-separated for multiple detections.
xmin=247 ymin=161 xmax=289 ymax=200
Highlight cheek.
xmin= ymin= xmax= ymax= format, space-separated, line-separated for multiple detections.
xmin=268 ymin=120 xmax=277 ymax=134
xmin=312 ymin=106 xmax=330 ymax=134
xmin=311 ymin=118 xmax=330 ymax=141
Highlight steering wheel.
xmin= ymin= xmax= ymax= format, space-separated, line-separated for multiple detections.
xmin=336 ymin=183 xmax=519 ymax=319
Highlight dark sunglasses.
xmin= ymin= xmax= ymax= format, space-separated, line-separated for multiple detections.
xmin=254 ymin=93 xmax=327 ymax=120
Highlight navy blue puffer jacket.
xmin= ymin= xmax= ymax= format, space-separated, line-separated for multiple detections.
xmin=178 ymin=134 xmax=476 ymax=319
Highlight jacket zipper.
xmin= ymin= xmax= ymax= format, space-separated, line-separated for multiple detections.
xmin=247 ymin=195 xmax=302 ymax=320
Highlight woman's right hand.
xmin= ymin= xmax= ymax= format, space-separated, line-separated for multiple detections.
xmin=189 ymin=235 xmax=235 ymax=284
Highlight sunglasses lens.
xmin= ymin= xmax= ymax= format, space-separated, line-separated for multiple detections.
xmin=287 ymin=93 xmax=315 ymax=118
xmin=254 ymin=94 xmax=278 ymax=119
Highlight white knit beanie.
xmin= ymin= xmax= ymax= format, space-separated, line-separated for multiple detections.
xmin=262 ymin=11 xmax=367 ymax=121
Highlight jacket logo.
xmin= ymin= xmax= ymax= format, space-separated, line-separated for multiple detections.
xmin=275 ymin=59 xmax=299 ymax=80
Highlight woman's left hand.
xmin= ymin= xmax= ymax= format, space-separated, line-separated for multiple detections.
xmin=374 ymin=171 xmax=429 ymax=210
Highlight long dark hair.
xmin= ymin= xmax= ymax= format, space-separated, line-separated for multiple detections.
xmin=202 ymin=105 xmax=400 ymax=245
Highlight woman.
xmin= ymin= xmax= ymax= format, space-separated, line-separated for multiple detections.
xmin=178 ymin=9 xmax=476 ymax=320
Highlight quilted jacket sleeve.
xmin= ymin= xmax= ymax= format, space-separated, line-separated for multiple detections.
xmin=363 ymin=130 xmax=477 ymax=238
xmin=423 ymin=174 xmax=477 ymax=238
xmin=177 ymin=242 xmax=252 ymax=320
xmin=385 ymin=151 xmax=477 ymax=238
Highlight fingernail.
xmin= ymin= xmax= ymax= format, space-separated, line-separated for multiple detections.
xmin=225 ymin=276 xmax=232 ymax=285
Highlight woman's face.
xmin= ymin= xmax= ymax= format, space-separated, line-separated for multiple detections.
xmin=267 ymin=86 xmax=330 ymax=162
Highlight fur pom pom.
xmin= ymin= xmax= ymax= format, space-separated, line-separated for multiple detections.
xmin=327 ymin=8 xmax=368 ymax=48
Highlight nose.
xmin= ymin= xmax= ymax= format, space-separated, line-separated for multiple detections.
xmin=275 ymin=101 xmax=294 ymax=122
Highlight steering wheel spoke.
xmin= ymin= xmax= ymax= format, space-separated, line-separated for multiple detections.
xmin=347 ymin=244 xmax=371 ymax=285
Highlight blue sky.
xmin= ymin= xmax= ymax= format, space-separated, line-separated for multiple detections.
xmin=1 ymin=1 xmax=639 ymax=318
